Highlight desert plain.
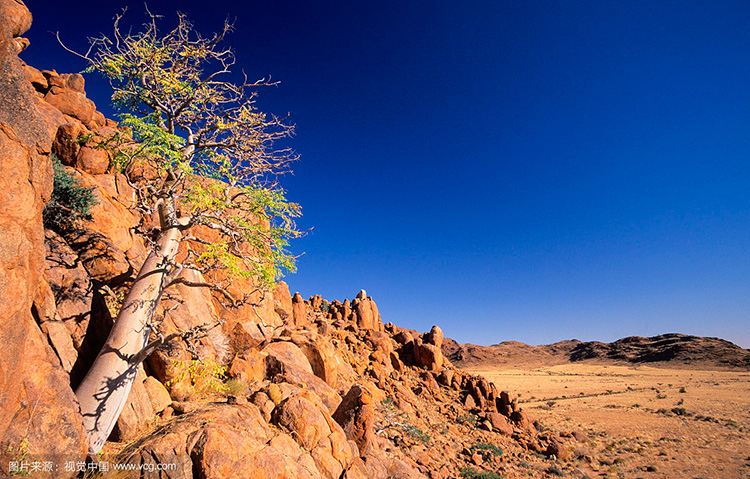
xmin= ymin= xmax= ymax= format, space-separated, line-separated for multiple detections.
xmin=464 ymin=363 xmax=750 ymax=478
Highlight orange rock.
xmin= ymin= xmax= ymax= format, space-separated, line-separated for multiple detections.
xmin=112 ymin=367 xmax=155 ymax=442
xmin=295 ymin=333 xmax=356 ymax=390
xmin=427 ymin=325 xmax=444 ymax=349
xmin=353 ymin=297 xmax=375 ymax=330
xmin=273 ymin=394 xmax=357 ymax=478
xmin=264 ymin=341 xmax=343 ymax=413
xmin=229 ymin=349 xmax=268 ymax=384
xmin=292 ymin=291 xmax=308 ymax=326
xmin=143 ymin=376 xmax=172 ymax=414
xmin=274 ymin=280 xmax=293 ymax=318
xmin=60 ymin=73 xmax=85 ymax=93
xmin=413 ymin=342 xmax=444 ymax=371
xmin=333 ymin=385 xmax=375 ymax=455
xmin=52 ymin=121 xmax=87 ymax=165
xmin=486 ymin=412 xmax=514 ymax=436
xmin=3 ymin=0 xmax=32 ymax=37
xmin=44 ymin=88 xmax=96 ymax=124
xmin=0 ymin=41 xmax=88 ymax=464
xmin=23 ymin=63 xmax=47 ymax=92
xmin=34 ymin=99 xmax=66 ymax=143
xmin=76 ymin=145 xmax=109 ymax=174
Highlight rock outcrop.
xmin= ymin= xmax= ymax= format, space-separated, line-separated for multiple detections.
xmin=0 ymin=2 xmax=88 ymax=476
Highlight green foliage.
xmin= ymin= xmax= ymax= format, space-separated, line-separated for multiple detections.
xmin=403 ymin=424 xmax=430 ymax=443
xmin=43 ymin=154 xmax=98 ymax=231
xmin=167 ymin=359 xmax=228 ymax=398
xmin=82 ymin=10 xmax=303 ymax=291
xmin=459 ymin=467 xmax=505 ymax=479
xmin=6 ymin=438 xmax=31 ymax=476
xmin=117 ymin=112 xmax=186 ymax=167
xmin=545 ymin=465 xmax=565 ymax=476
xmin=472 ymin=442 xmax=503 ymax=457
xmin=320 ymin=299 xmax=331 ymax=313
xmin=381 ymin=397 xmax=395 ymax=410
xmin=456 ymin=414 xmax=478 ymax=424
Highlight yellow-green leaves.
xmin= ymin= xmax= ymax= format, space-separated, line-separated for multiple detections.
xmin=84 ymin=9 xmax=302 ymax=295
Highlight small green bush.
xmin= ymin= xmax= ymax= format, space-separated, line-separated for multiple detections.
xmin=473 ymin=442 xmax=503 ymax=457
xmin=43 ymin=154 xmax=97 ymax=231
xmin=459 ymin=467 xmax=505 ymax=479
xmin=320 ymin=299 xmax=330 ymax=313
xmin=456 ymin=414 xmax=477 ymax=424
xmin=403 ymin=424 xmax=430 ymax=443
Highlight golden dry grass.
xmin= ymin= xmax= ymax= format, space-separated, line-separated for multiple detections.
xmin=465 ymin=363 xmax=750 ymax=478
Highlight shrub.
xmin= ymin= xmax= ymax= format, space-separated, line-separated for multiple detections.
xmin=456 ymin=414 xmax=477 ymax=424
xmin=320 ymin=299 xmax=330 ymax=313
xmin=167 ymin=359 xmax=228 ymax=398
xmin=459 ymin=467 xmax=505 ymax=479
xmin=43 ymin=154 xmax=97 ymax=231
xmin=403 ymin=424 xmax=430 ymax=443
xmin=381 ymin=397 xmax=395 ymax=410
xmin=546 ymin=464 xmax=565 ymax=476
xmin=224 ymin=378 xmax=247 ymax=397
xmin=473 ymin=442 xmax=503 ymax=457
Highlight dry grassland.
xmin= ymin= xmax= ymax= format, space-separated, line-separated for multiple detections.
xmin=465 ymin=364 xmax=750 ymax=479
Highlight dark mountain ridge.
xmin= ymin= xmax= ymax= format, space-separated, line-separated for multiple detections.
xmin=444 ymin=333 xmax=750 ymax=370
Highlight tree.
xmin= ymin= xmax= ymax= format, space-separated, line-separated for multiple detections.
xmin=61 ymin=9 xmax=302 ymax=453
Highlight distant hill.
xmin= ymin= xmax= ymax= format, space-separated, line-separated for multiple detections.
xmin=443 ymin=333 xmax=750 ymax=370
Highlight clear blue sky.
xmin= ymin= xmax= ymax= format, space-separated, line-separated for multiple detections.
xmin=24 ymin=1 xmax=750 ymax=348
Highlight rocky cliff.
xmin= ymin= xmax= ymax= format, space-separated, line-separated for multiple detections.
xmin=0 ymin=2 xmax=586 ymax=478
xmin=0 ymin=0 xmax=89 ymax=469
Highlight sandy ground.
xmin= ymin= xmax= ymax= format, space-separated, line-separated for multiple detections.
xmin=465 ymin=363 xmax=750 ymax=479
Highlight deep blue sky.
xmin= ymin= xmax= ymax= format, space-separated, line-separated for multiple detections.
xmin=23 ymin=1 xmax=750 ymax=348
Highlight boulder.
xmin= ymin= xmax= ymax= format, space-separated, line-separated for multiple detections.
xmin=44 ymin=87 xmax=96 ymax=125
xmin=34 ymin=99 xmax=66 ymax=143
xmin=23 ymin=63 xmax=47 ymax=91
xmin=295 ymin=333 xmax=356 ymax=390
xmin=292 ymin=292 xmax=307 ymax=326
xmin=352 ymin=298 xmax=374 ymax=330
xmin=272 ymin=393 xmax=357 ymax=479
xmin=143 ymin=375 xmax=172 ymax=414
xmin=413 ymin=341 xmax=444 ymax=371
xmin=545 ymin=436 xmax=569 ymax=460
xmin=32 ymin=280 xmax=78 ymax=373
xmin=229 ymin=349 xmax=268 ymax=384
xmin=119 ymin=403 xmax=321 ymax=479
xmin=486 ymin=412 xmax=514 ymax=436
xmin=332 ymin=385 xmax=375 ymax=455
xmin=437 ymin=369 xmax=454 ymax=387
xmin=76 ymin=145 xmax=109 ymax=174
xmin=3 ymin=0 xmax=32 ymax=37
xmin=274 ymin=280 xmax=293 ymax=318
xmin=263 ymin=341 xmax=342 ymax=413
xmin=51 ymin=121 xmax=86 ymax=165
xmin=60 ymin=72 xmax=85 ymax=93
xmin=426 ymin=325 xmax=443 ymax=349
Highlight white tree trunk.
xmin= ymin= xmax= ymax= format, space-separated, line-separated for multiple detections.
xmin=75 ymin=225 xmax=181 ymax=454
